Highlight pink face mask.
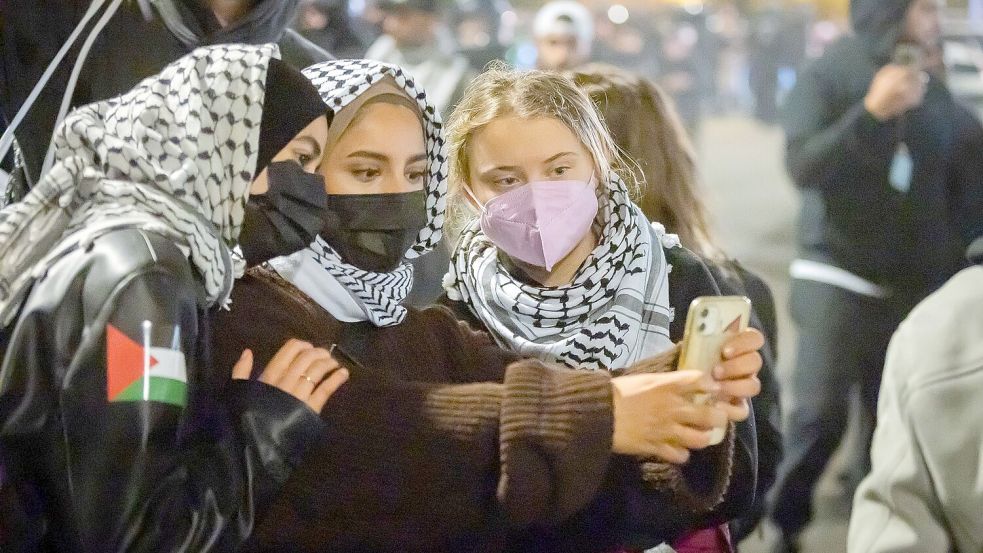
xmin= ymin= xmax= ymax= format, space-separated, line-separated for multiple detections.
xmin=465 ymin=177 xmax=599 ymax=271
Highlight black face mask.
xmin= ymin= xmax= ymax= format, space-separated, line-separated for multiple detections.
xmin=320 ymin=190 xmax=428 ymax=273
xmin=239 ymin=161 xmax=328 ymax=267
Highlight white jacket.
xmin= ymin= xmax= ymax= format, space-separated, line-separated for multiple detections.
xmin=848 ymin=266 xmax=983 ymax=553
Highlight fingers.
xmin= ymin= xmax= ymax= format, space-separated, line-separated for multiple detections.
xmin=717 ymin=399 xmax=751 ymax=422
xmin=670 ymin=424 xmax=715 ymax=450
xmin=714 ymin=349 xmax=762 ymax=380
xmin=291 ymin=357 xmax=340 ymax=395
xmin=260 ymin=339 xmax=313 ymax=385
xmin=718 ymin=375 xmax=761 ymax=401
xmin=307 ymin=368 xmax=350 ymax=412
xmin=232 ymin=349 xmax=253 ymax=380
xmin=677 ymin=403 xmax=728 ymax=431
xmin=651 ymin=443 xmax=691 ymax=465
xmin=280 ymin=347 xmax=335 ymax=391
xmin=673 ymin=371 xmax=722 ymax=396
xmin=721 ymin=328 xmax=764 ymax=359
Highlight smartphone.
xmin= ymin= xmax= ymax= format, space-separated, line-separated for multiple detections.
xmin=893 ymin=43 xmax=924 ymax=69
xmin=678 ymin=295 xmax=751 ymax=445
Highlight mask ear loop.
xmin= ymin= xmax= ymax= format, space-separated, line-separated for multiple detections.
xmin=460 ymin=184 xmax=487 ymax=213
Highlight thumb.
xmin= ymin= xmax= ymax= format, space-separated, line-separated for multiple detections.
xmin=675 ymin=370 xmax=721 ymax=395
xmin=232 ymin=349 xmax=254 ymax=380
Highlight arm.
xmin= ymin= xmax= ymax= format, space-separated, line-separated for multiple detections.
xmin=252 ymin=357 xmax=614 ymax=551
xmin=0 ymin=264 xmax=323 ymax=551
xmin=783 ymin=63 xmax=896 ymax=191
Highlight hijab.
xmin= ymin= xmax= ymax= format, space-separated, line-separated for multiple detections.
xmin=271 ymin=59 xmax=448 ymax=327
xmin=0 ymin=44 xmax=278 ymax=324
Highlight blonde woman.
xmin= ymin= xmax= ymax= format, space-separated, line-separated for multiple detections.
xmin=441 ymin=65 xmax=763 ymax=551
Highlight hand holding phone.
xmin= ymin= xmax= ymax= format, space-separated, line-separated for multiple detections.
xmin=678 ymin=296 xmax=753 ymax=445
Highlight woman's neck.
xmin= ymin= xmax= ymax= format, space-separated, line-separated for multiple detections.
xmin=511 ymin=230 xmax=599 ymax=288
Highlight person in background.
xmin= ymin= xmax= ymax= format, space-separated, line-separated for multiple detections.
xmin=442 ymin=65 xmax=764 ymax=552
xmin=364 ymin=0 xmax=476 ymax=116
xmin=847 ymin=238 xmax=983 ymax=553
xmin=532 ymin=0 xmax=594 ymax=71
xmin=0 ymin=0 xmax=330 ymax=197
xmin=296 ymin=0 xmax=367 ymax=59
xmin=570 ymin=63 xmax=783 ymax=544
xmin=0 ymin=45 xmax=347 ymax=552
xmin=769 ymin=0 xmax=983 ymax=551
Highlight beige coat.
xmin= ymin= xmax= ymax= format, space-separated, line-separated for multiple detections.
xmin=849 ymin=266 xmax=983 ymax=553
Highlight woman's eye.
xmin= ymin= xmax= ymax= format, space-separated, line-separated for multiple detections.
xmin=553 ymin=166 xmax=571 ymax=177
xmin=298 ymin=154 xmax=314 ymax=167
xmin=494 ymin=176 xmax=520 ymax=188
xmin=408 ymin=171 xmax=426 ymax=185
xmin=353 ymin=169 xmax=380 ymax=181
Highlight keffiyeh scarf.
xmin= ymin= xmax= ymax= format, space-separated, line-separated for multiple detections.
xmin=445 ymin=172 xmax=679 ymax=370
xmin=274 ymin=59 xmax=449 ymax=328
xmin=0 ymin=44 xmax=275 ymax=324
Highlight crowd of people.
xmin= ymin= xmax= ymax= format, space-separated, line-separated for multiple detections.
xmin=0 ymin=0 xmax=980 ymax=552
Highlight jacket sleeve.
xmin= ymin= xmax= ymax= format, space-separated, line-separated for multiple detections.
xmin=847 ymin=322 xmax=952 ymax=553
xmin=783 ymin=64 xmax=896 ymax=191
xmin=1 ymin=265 xmax=324 ymax=551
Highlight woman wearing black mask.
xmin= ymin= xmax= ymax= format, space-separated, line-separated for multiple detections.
xmin=210 ymin=60 xmax=736 ymax=552
xmin=0 ymin=45 xmax=349 ymax=552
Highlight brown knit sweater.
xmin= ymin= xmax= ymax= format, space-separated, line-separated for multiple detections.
xmin=209 ymin=267 xmax=614 ymax=552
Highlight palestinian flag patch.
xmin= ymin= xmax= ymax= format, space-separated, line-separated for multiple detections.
xmin=106 ymin=323 xmax=188 ymax=408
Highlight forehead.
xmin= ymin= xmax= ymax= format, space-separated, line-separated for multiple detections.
xmin=335 ymin=102 xmax=425 ymax=151
xmin=469 ymin=115 xmax=587 ymax=167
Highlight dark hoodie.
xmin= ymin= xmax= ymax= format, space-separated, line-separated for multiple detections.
xmin=783 ymin=0 xmax=983 ymax=310
xmin=0 ymin=0 xmax=330 ymax=188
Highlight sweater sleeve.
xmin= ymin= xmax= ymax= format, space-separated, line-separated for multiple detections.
xmin=250 ymin=357 xmax=613 ymax=551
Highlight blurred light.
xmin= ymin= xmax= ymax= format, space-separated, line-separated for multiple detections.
xmin=517 ymin=43 xmax=538 ymax=68
xmin=501 ymin=10 xmax=518 ymax=27
xmin=607 ymin=4 xmax=629 ymax=25
xmin=683 ymin=2 xmax=704 ymax=15
xmin=349 ymin=0 xmax=365 ymax=15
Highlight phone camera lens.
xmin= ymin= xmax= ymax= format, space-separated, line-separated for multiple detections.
xmin=698 ymin=322 xmax=707 ymax=332
xmin=700 ymin=308 xmax=709 ymax=317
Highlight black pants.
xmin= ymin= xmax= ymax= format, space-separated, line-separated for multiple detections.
xmin=769 ymin=279 xmax=905 ymax=535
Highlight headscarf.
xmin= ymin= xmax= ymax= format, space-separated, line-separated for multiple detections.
xmin=445 ymin=172 xmax=679 ymax=370
xmin=0 ymin=44 xmax=278 ymax=324
xmin=271 ymin=59 xmax=448 ymax=327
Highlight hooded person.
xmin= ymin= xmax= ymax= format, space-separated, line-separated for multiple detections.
xmin=770 ymin=0 xmax=983 ymax=550
xmin=207 ymin=59 xmax=752 ymax=553
xmin=0 ymin=0 xmax=331 ymax=195
xmin=0 ymin=44 xmax=351 ymax=552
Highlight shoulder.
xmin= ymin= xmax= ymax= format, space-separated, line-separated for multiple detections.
xmin=278 ymin=28 xmax=333 ymax=68
xmin=890 ymin=267 xmax=983 ymax=393
xmin=665 ymin=246 xmax=720 ymax=297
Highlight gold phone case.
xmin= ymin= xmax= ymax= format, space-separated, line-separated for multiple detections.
xmin=678 ymin=295 xmax=751 ymax=445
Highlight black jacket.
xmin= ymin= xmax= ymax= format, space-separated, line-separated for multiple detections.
xmin=783 ymin=0 xmax=983 ymax=308
xmin=442 ymin=246 xmax=759 ymax=550
xmin=0 ymin=0 xmax=330 ymax=188
xmin=0 ymin=229 xmax=323 ymax=552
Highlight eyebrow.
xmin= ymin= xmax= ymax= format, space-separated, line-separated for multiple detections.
xmin=478 ymin=152 xmax=578 ymax=178
xmin=347 ymin=150 xmax=388 ymax=161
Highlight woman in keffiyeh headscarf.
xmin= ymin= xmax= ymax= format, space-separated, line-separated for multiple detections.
xmin=0 ymin=44 xmax=350 ymax=552
xmin=207 ymin=59 xmax=745 ymax=552
xmin=439 ymin=65 xmax=766 ymax=550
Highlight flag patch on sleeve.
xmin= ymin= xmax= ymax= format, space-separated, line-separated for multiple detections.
xmin=106 ymin=323 xmax=187 ymax=408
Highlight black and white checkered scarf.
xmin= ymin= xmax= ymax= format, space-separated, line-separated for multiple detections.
xmin=0 ymin=44 xmax=276 ymax=324
xmin=445 ymin=172 xmax=678 ymax=370
xmin=278 ymin=59 xmax=448 ymax=328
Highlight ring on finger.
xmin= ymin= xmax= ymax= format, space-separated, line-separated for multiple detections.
xmin=301 ymin=372 xmax=319 ymax=385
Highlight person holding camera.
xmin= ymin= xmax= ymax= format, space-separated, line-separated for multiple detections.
xmin=770 ymin=0 xmax=983 ymax=550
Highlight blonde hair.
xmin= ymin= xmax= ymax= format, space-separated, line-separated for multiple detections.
xmin=568 ymin=63 xmax=725 ymax=263
xmin=445 ymin=62 xmax=637 ymax=234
